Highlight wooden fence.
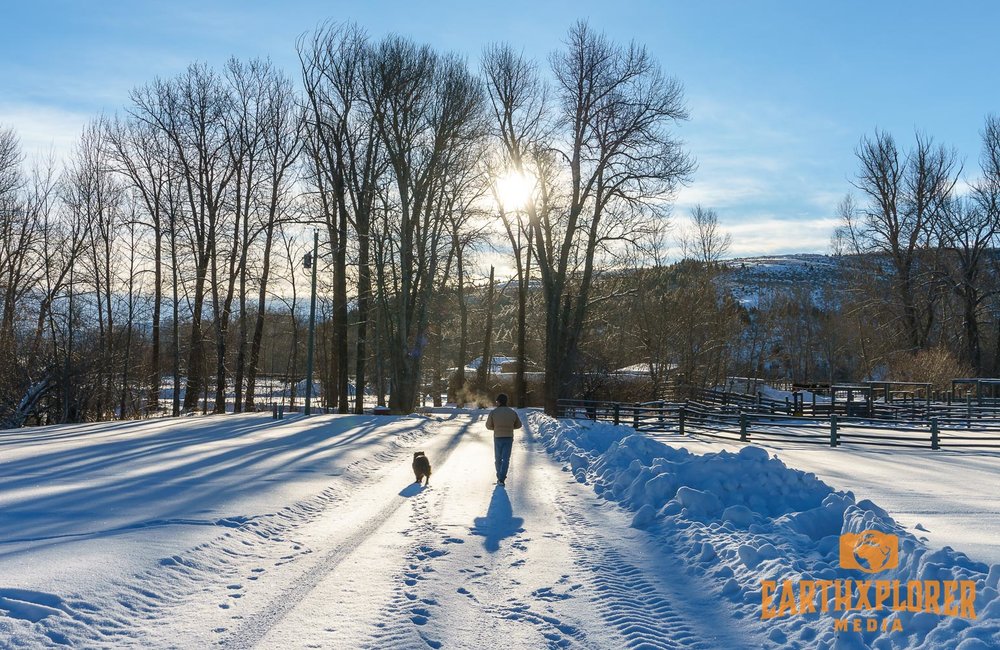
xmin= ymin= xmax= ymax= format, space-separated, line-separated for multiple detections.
xmin=555 ymin=398 xmax=1000 ymax=450
xmin=690 ymin=388 xmax=1000 ymax=423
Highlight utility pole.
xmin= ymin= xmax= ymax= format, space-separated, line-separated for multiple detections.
xmin=304 ymin=230 xmax=319 ymax=416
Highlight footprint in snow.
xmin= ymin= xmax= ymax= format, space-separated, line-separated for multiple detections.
xmin=532 ymin=587 xmax=574 ymax=601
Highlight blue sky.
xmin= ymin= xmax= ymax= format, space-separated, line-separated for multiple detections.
xmin=3 ymin=1 xmax=999 ymax=256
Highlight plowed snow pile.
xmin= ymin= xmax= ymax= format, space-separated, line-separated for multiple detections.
xmin=534 ymin=412 xmax=1000 ymax=649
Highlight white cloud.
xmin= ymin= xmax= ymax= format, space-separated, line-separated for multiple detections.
xmin=723 ymin=217 xmax=840 ymax=257
xmin=0 ymin=103 xmax=88 ymax=163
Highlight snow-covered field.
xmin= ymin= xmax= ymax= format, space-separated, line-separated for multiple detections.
xmin=650 ymin=433 xmax=1000 ymax=566
xmin=0 ymin=411 xmax=996 ymax=648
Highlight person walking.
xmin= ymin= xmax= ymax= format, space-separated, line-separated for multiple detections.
xmin=485 ymin=393 xmax=521 ymax=486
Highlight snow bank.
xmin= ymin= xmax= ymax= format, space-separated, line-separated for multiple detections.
xmin=533 ymin=413 xmax=999 ymax=649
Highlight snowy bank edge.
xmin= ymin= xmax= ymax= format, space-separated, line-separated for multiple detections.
xmin=530 ymin=411 xmax=999 ymax=650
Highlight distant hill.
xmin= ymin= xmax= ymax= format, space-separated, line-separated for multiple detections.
xmin=718 ymin=253 xmax=851 ymax=310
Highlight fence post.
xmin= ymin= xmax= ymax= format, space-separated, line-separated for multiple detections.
xmin=678 ymin=405 xmax=686 ymax=436
xmin=967 ymin=393 xmax=972 ymax=429
xmin=632 ymin=404 xmax=639 ymax=430
xmin=272 ymin=403 xmax=278 ymax=420
xmin=930 ymin=418 xmax=940 ymax=450
xmin=830 ymin=414 xmax=839 ymax=447
xmin=658 ymin=401 xmax=665 ymax=425
xmin=278 ymin=404 xmax=284 ymax=420
xmin=740 ymin=413 xmax=749 ymax=442
xmin=613 ymin=403 xmax=620 ymax=426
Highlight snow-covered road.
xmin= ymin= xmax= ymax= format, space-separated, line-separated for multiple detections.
xmin=0 ymin=412 xmax=759 ymax=648
xmin=3 ymin=411 xmax=997 ymax=648
xmin=241 ymin=412 xmax=748 ymax=649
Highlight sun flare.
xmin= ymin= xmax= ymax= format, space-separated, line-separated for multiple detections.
xmin=495 ymin=170 xmax=534 ymax=210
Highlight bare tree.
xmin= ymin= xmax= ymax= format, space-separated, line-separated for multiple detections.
xmin=846 ymin=130 xmax=959 ymax=352
xmin=0 ymin=129 xmax=60 ymax=426
xmin=105 ymin=115 xmax=173 ymax=413
xmin=64 ymin=119 xmax=128 ymax=419
xmin=300 ymin=23 xmax=390 ymax=413
xmin=130 ymin=64 xmax=236 ymax=412
xmin=486 ymin=23 xmax=694 ymax=414
xmin=683 ymin=205 xmax=731 ymax=264
xmin=362 ymin=36 xmax=486 ymax=413
xmin=974 ymin=114 xmax=1000 ymax=372
xmin=939 ymin=199 xmax=994 ymax=371
xmin=242 ymin=63 xmax=302 ymax=411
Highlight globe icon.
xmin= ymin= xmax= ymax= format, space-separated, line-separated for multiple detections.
xmin=852 ymin=531 xmax=892 ymax=572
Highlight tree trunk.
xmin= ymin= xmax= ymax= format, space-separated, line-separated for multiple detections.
xmin=964 ymin=291 xmax=982 ymax=373
xmin=234 ymin=264 xmax=248 ymax=413
xmin=149 ymin=229 xmax=162 ymax=415
xmin=477 ymin=266 xmax=496 ymax=390
xmin=450 ymin=241 xmax=468 ymax=402
xmin=515 ymin=236 xmax=532 ymax=407
xmin=171 ymin=227 xmax=181 ymax=417
xmin=183 ymin=254 xmax=210 ymax=412
xmin=354 ymin=259 xmax=370 ymax=414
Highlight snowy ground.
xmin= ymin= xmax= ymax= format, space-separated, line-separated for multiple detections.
xmin=0 ymin=411 xmax=996 ymax=648
xmin=649 ymin=434 xmax=1000 ymax=565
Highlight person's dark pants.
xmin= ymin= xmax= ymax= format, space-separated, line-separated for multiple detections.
xmin=494 ymin=437 xmax=513 ymax=482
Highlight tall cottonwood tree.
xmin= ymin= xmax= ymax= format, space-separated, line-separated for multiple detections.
xmin=242 ymin=63 xmax=302 ymax=411
xmin=105 ymin=115 xmax=173 ymax=412
xmin=936 ymin=195 xmax=998 ymax=373
xmin=484 ymin=23 xmax=694 ymax=414
xmin=845 ymin=130 xmax=960 ymax=352
xmin=0 ymin=130 xmax=65 ymax=426
xmin=64 ymin=120 xmax=128 ymax=418
xmin=300 ymin=24 xmax=388 ymax=413
xmin=363 ymin=36 xmax=486 ymax=413
xmin=130 ymin=64 xmax=236 ymax=412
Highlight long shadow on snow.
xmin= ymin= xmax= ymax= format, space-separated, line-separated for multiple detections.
xmin=0 ymin=414 xmax=430 ymax=554
xmin=471 ymin=486 xmax=525 ymax=553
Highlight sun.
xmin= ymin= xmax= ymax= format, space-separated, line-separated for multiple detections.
xmin=495 ymin=170 xmax=534 ymax=210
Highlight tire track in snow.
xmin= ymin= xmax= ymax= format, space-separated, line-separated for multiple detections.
xmin=362 ymin=418 xmax=588 ymax=650
xmin=522 ymin=418 xmax=729 ymax=650
xmin=361 ymin=487 xmax=450 ymax=650
xmin=0 ymin=412 xmax=442 ymax=648
xmin=223 ymin=417 xmax=472 ymax=649
xmin=550 ymin=495 xmax=713 ymax=649
xmin=12 ymin=416 xmax=456 ymax=648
